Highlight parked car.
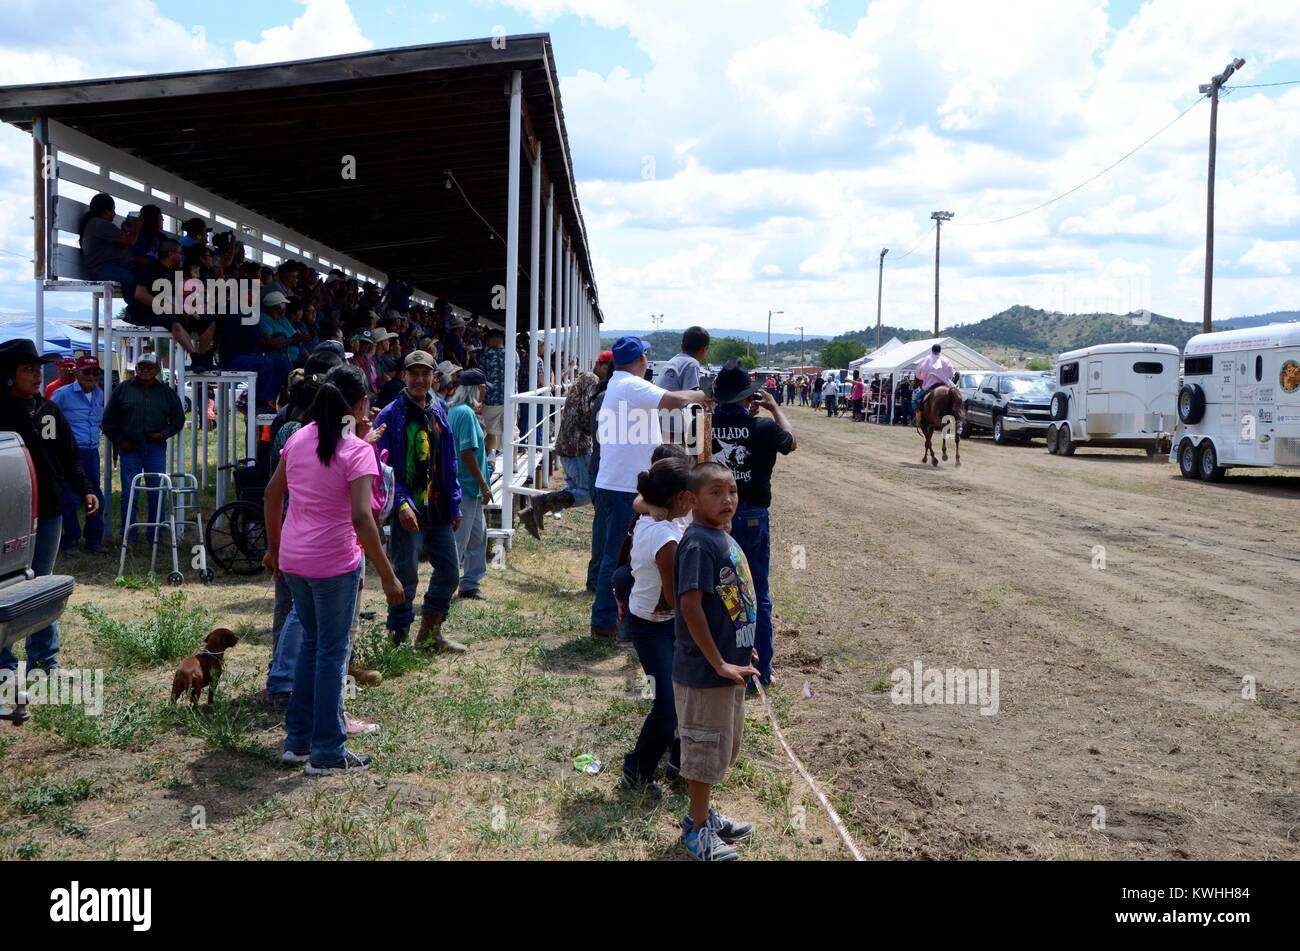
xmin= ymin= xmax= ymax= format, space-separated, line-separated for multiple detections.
xmin=0 ymin=431 xmax=77 ymax=725
xmin=955 ymin=371 xmax=991 ymax=436
xmin=964 ymin=371 xmax=1056 ymax=444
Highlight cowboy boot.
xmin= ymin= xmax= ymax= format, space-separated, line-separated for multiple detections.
xmin=414 ymin=609 xmax=467 ymax=653
xmin=520 ymin=490 xmax=575 ymax=539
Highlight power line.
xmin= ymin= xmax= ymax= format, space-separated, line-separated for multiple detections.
xmin=890 ymin=224 xmax=935 ymax=261
xmin=952 ymin=94 xmax=1208 ymax=228
xmin=0 ymin=247 xmax=32 ymax=260
xmin=1226 ymin=79 xmax=1300 ymax=89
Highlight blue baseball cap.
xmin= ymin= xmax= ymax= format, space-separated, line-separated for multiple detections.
xmin=611 ymin=336 xmax=651 ymax=365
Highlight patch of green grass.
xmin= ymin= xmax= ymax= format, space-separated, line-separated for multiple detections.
xmin=113 ymin=574 xmax=155 ymax=590
xmin=350 ymin=623 xmax=425 ymax=679
xmin=11 ymin=774 xmax=99 ymax=818
xmin=34 ymin=673 xmax=171 ymax=749
xmin=295 ymin=787 xmax=432 ymax=860
xmin=79 ymin=587 xmax=211 ymax=666
xmin=170 ymin=672 xmax=266 ymax=753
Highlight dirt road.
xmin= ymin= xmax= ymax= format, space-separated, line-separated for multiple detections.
xmin=764 ymin=407 xmax=1300 ymax=858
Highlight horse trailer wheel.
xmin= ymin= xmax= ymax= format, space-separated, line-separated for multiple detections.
xmin=1059 ymin=424 xmax=1076 ymax=456
xmin=1178 ymin=440 xmax=1201 ymax=479
xmin=1046 ymin=425 xmax=1059 ymax=454
xmin=1198 ymin=441 xmax=1226 ymax=482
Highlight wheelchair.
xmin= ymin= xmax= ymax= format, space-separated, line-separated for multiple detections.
xmin=204 ymin=455 xmax=270 ymax=577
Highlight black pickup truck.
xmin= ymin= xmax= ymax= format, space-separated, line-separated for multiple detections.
xmin=0 ymin=431 xmax=76 ymax=724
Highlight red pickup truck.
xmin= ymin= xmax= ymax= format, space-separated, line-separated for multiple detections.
xmin=0 ymin=431 xmax=76 ymax=724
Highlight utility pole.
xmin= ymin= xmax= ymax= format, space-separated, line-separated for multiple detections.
xmin=876 ymin=247 xmax=889 ymax=350
xmin=650 ymin=313 xmax=664 ymax=333
xmin=766 ymin=309 xmax=783 ymax=369
xmin=931 ymin=212 xmax=953 ymax=337
xmin=1200 ymin=58 xmax=1245 ymax=333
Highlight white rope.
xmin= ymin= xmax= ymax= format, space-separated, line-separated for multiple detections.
xmin=752 ymin=679 xmax=865 ymax=861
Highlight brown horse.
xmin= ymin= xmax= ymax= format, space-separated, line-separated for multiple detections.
xmin=916 ymin=383 xmax=963 ymax=467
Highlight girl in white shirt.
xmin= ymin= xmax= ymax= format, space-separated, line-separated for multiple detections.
xmin=618 ymin=454 xmax=694 ymax=799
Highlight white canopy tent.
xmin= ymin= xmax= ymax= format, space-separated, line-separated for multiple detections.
xmin=851 ymin=336 xmax=1002 ymax=424
xmin=851 ymin=335 xmax=904 ymax=369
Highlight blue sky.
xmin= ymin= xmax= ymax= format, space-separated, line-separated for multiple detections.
xmin=1 ymin=0 xmax=1298 ymax=338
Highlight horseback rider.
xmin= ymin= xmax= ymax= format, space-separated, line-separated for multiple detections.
xmin=913 ymin=343 xmax=956 ymax=422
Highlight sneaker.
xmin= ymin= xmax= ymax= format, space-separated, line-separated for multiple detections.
xmin=590 ymin=624 xmax=618 ymax=639
xmin=84 ymin=544 xmax=108 ymax=555
xmin=265 ymin=691 xmax=291 ymax=711
xmin=618 ymin=769 xmax=663 ymax=801
xmin=344 ymin=712 xmax=379 ymax=736
xmin=305 ymin=750 xmax=372 ymax=776
xmin=682 ymin=825 xmax=739 ymax=862
xmin=281 ymin=749 xmax=310 ymax=765
xmin=457 ymin=588 xmax=482 ymax=600
xmin=681 ymin=808 xmax=754 ymax=844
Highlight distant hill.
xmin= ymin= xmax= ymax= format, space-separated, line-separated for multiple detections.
xmin=1216 ymin=311 xmax=1300 ymax=330
xmin=601 ymin=328 xmax=825 ymax=345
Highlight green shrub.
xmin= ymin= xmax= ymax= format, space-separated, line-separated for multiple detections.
xmin=79 ymin=588 xmax=211 ymax=666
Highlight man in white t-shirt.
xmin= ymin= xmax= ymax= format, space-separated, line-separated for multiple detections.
xmin=590 ymin=336 xmax=708 ymax=637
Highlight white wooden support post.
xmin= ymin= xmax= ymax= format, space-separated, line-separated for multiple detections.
xmin=542 ymin=184 xmax=554 ymax=486
xmin=502 ymin=70 xmax=523 ymax=548
xmin=527 ymin=143 xmax=541 ymax=483
xmin=101 ymin=284 xmax=115 ymax=539
xmin=553 ymin=220 xmax=564 ymax=454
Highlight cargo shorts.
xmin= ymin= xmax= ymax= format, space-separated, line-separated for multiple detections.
xmin=674 ymin=682 xmax=745 ymax=785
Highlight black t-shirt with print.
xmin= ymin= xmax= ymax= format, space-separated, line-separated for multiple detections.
xmin=673 ymin=523 xmax=758 ymax=688
xmin=709 ymin=409 xmax=794 ymax=508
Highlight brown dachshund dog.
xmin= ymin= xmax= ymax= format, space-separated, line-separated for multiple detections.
xmin=171 ymin=628 xmax=239 ymax=705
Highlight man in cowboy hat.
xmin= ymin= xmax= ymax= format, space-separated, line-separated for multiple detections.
xmin=708 ymin=359 xmax=796 ymax=691
xmin=0 ymin=339 xmax=97 ymax=676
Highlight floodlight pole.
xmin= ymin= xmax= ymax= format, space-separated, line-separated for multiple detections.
xmin=876 ymin=248 xmax=889 ymax=350
xmin=931 ymin=212 xmax=953 ymax=336
xmin=1200 ymin=57 xmax=1245 ymax=333
xmin=766 ymin=309 xmax=783 ymax=369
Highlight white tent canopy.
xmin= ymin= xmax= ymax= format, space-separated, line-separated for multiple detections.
xmin=851 ymin=336 xmax=1002 ymax=377
xmin=850 ymin=336 xmax=904 ymax=369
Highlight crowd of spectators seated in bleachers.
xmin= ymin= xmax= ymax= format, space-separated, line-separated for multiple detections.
xmin=78 ymin=192 xmax=503 ymax=412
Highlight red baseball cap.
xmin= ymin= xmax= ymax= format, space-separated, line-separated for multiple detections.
xmin=596 ymin=350 xmax=614 ymax=364
xmin=58 ymin=357 xmax=76 ymax=368
xmin=76 ymin=356 xmax=101 ymax=371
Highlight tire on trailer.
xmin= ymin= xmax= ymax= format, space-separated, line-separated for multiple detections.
xmin=1178 ymin=439 xmax=1200 ymax=479
xmin=1050 ymin=391 xmax=1069 ymax=421
xmin=1197 ymin=440 xmax=1226 ymax=482
xmin=1178 ymin=383 xmax=1206 ymax=424
xmin=1046 ymin=424 xmax=1059 ymax=454
xmin=1059 ymin=423 xmax=1076 ymax=456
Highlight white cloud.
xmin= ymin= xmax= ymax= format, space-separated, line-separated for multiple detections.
xmin=233 ymin=0 xmax=372 ymax=66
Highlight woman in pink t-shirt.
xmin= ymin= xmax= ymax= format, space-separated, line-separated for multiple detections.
xmin=263 ymin=364 xmax=403 ymax=776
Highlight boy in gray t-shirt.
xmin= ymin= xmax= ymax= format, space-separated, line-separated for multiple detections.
xmin=673 ymin=462 xmax=759 ymax=861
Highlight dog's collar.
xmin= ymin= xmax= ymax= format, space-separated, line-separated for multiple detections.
xmin=197 ymin=648 xmax=229 ymax=659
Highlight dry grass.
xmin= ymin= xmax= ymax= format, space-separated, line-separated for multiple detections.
xmin=0 ymin=500 xmax=843 ymax=861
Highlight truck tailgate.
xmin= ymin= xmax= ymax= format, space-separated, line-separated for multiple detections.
xmin=0 ymin=575 xmax=76 ymax=652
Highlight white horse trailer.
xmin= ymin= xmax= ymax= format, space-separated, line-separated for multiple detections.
xmin=1046 ymin=343 xmax=1179 ymax=457
xmin=1173 ymin=322 xmax=1300 ymax=482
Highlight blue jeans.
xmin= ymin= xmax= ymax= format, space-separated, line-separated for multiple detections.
xmin=0 ymin=517 xmax=63 ymax=671
xmin=62 ymin=447 xmax=104 ymax=549
xmin=119 ymin=442 xmax=168 ymax=541
xmin=223 ymin=353 xmax=286 ymax=406
xmin=730 ymin=503 xmax=773 ymax=683
xmin=282 ymin=566 xmax=362 ymax=763
xmin=590 ymin=488 xmax=637 ymax=629
xmin=386 ymin=509 xmax=460 ymax=633
xmin=623 ymin=614 xmax=681 ymax=781
xmin=267 ymin=605 xmax=303 ymax=696
xmin=587 ymin=479 xmax=607 ymax=591
xmin=453 ymin=494 xmax=488 ymax=595
xmin=560 ymin=453 xmax=592 ymax=508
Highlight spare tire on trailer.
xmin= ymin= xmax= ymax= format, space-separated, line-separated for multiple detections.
xmin=1178 ymin=383 xmax=1206 ymax=424
xmin=1050 ymin=391 xmax=1069 ymax=421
